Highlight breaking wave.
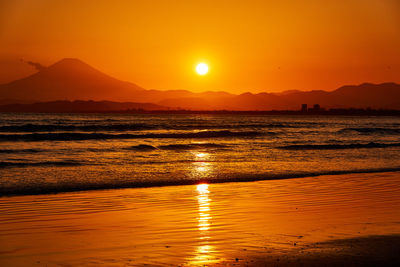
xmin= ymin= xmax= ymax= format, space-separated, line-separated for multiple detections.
xmin=0 ymin=160 xmax=83 ymax=168
xmin=159 ymin=143 xmax=227 ymax=150
xmin=0 ymin=123 xmax=155 ymax=132
xmin=125 ymin=143 xmax=226 ymax=152
xmin=339 ymin=127 xmax=400 ymax=135
xmin=0 ymin=122 xmax=321 ymax=133
xmin=0 ymin=130 xmax=264 ymax=142
xmin=0 ymin=148 xmax=43 ymax=154
xmin=125 ymin=144 xmax=158 ymax=151
xmin=279 ymin=142 xmax=400 ymax=150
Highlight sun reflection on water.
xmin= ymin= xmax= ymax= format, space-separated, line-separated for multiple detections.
xmin=195 ymin=152 xmax=208 ymax=159
xmin=190 ymin=152 xmax=214 ymax=179
xmin=197 ymin=184 xmax=211 ymax=231
xmin=193 ymin=162 xmax=211 ymax=174
xmin=197 ymin=183 xmax=209 ymax=194
xmin=186 ymin=183 xmax=220 ymax=265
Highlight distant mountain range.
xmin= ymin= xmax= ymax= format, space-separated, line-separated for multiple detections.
xmin=1 ymin=58 xmax=399 ymax=110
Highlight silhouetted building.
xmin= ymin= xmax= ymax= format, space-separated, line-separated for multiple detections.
xmin=301 ymin=104 xmax=308 ymax=112
xmin=313 ymin=104 xmax=320 ymax=111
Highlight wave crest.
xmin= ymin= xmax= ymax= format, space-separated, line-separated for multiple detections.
xmin=0 ymin=130 xmax=264 ymax=142
xmin=279 ymin=142 xmax=400 ymax=150
xmin=339 ymin=127 xmax=400 ymax=135
xmin=0 ymin=160 xmax=83 ymax=168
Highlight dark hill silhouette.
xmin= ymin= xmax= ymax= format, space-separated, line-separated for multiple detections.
xmin=156 ymin=83 xmax=400 ymax=110
xmin=0 ymin=58 xmax=145 ymax=102
xmin=277 ymin=83 xmax=400 ymax=110
xmin=0 ymin=100 xmax=167 ymax=113
xmin=0 ymin=58 xmax=399 ymax=110
xmin=329 ymin=83 xmax=400 ymax=108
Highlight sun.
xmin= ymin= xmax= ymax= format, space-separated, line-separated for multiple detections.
xmin=196 ymin=63 xmax=208 ymax=75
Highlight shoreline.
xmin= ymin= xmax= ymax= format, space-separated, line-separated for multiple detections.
xmin=1 ymin=109 xmax=400 ymax=116
xmin=2 ymin=168 xmax=400 ymax=197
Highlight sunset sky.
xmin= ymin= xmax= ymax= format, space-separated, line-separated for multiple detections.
xmin=0 ymin=0 xmax=399 ymax=93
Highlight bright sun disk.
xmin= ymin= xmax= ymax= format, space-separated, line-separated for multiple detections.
xmin=196 ymin=63 xmax=208 ymax=75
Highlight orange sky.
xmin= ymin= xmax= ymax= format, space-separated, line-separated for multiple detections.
xmin=0 ymin=0 xmax=399 ymax=93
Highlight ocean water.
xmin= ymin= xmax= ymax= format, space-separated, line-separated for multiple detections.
xmin=0 ymin=113 xmax=400 ymax=195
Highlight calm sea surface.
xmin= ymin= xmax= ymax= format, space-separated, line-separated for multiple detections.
xmin=1 ymin=113 xmax=400 ymax=195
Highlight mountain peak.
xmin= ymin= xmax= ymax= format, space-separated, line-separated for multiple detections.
xmin=47 ymin=58 xmax=94 ymax=71
xmin=0 ymin=58 xmax=144 ymax=102
xmin=56 ymin=58 xmax=86 ymax=65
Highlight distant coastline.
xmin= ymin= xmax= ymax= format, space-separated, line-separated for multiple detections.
xmin=116 ymin=109 xmax=400 ymax=116
xmin=0 ymin=100 xmax=399 ymax=116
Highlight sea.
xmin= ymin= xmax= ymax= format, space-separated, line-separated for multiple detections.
xmin=1 ymin=113 xmax=400 ymax=196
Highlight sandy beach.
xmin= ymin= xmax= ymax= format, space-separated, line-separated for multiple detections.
xmin=1 ymin=171 xmax=400 ymax=266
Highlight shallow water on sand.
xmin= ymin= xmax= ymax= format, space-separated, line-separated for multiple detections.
xmin=1 ymin=172 xmax=400 ymax=266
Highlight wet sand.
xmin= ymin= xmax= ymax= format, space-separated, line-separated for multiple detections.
xmin=1 ymin=172 xmax=400 ymax=266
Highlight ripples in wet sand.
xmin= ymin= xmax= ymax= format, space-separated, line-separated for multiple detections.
xmin=1 ymin=171 xmax=400 ymax=266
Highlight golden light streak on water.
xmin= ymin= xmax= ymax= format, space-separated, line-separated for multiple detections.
xmin=189 ymin=151 xmax=215 ymax=180
xmin=187 ymin=183 xmax=220 ymax=265
xmin=197 ymin=183 xmax=211 ymax=231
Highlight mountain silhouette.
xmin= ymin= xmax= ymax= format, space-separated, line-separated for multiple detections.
xmin=160 ymin=83 xmax=400 ymax=110
xmin=273 ymin=83 xmax=400 ymax=110
xmin=1 ymin=58 xmax=399 ymax=110
xmin=0 ymin=58 xmax=146 ymax=102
